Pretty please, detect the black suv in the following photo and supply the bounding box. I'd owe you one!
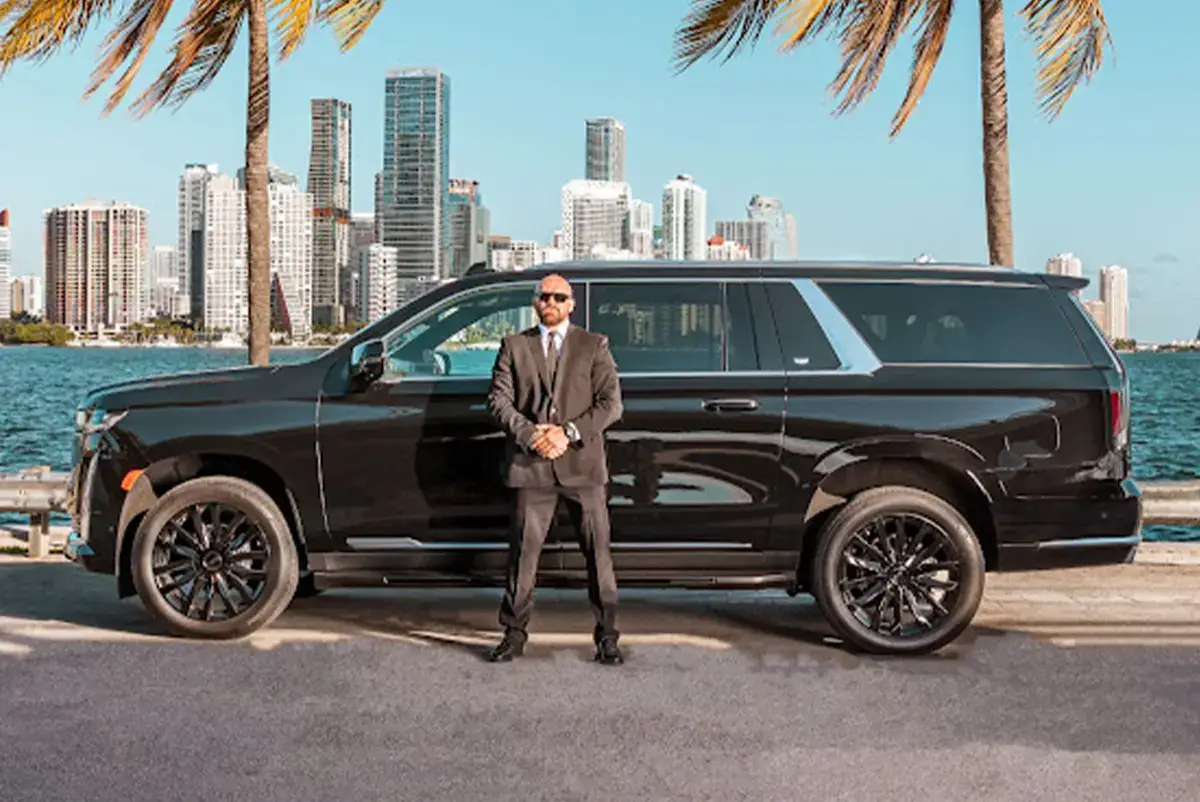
[63,261,1141,655]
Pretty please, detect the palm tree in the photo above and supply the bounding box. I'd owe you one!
[0,0,383,365]
[672,0,1112,267]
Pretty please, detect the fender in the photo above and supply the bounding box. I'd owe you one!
[803,433,1001,523]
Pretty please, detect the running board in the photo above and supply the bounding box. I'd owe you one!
[311,570,797,592]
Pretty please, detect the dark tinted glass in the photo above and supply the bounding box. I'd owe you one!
[818,281,1089,365]
[725,282,761,371]
[763,282,840,370]
[589,282,723,373]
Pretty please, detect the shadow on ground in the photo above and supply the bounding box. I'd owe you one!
[0,558,1021,665]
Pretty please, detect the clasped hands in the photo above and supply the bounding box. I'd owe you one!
[530,423,571,460]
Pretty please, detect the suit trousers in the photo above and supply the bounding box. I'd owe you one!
[498,483,619,645]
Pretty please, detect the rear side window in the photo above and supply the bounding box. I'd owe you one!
[763,282,840,370]
[817,281,1090,365]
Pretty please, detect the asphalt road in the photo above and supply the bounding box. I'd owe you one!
[1,558,1198,801]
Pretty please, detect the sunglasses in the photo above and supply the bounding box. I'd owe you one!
[535,292,572,304]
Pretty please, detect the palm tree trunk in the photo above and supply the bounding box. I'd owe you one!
[244,0,271,365]
[979,0,1014,267]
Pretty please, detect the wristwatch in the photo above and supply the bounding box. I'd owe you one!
[563,422,582,444]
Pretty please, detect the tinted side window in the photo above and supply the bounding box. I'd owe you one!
[725,282,761,371]
[589,282,723,373]
[763,282,840,370]
[818,281,1089,365]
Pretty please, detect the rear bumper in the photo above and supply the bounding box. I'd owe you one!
[993,477,1143,571]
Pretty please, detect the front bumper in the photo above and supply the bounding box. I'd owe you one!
[63,450,119,574]
[993,477,1143,571]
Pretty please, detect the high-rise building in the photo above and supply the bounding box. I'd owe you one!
[201,168,313,341]
[714,219,771,260]
[1046,252,1083,278]
[447,178,490,278]
[148,245,181,319]
[706,235,750,261]
[178,163,219,321]
[10,275,42,318]
[1082,298,1108,338]
[308,98,352,326]
[746,195,797,259]
[661,174,707,260]
[561,179,631,260]
[359,243,400,323]
[380,67,451,289]
[0,209,11,320]
[44,200,148,333]
[585,118,626,182]
[348,212,376,323]
[627,199,654,258]
[1100,264,1129,341]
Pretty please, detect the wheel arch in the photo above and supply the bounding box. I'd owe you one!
[796,444,1000,589]
[115,452,309,598]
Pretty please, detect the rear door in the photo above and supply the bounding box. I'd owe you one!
[568,276,787,565]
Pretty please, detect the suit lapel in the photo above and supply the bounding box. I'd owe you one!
[551,325,582,400]
[525,328,552,397]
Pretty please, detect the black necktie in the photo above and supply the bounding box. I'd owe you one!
[546,332,558,387]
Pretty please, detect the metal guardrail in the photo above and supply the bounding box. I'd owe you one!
[2,469,1198,558]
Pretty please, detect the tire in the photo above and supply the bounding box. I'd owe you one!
[810,486,985,656]
[130,476,300,639]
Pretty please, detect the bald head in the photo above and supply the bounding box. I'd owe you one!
[533,273,575,326]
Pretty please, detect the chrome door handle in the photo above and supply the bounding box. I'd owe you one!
[702,398,759,412]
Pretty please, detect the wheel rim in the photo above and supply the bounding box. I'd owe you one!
[150,502,272,623]
[836,513,963,639]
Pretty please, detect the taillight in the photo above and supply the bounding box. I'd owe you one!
[1109,388,1127,448]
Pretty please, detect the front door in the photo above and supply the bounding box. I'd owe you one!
[560,278,787,574]
[316,279,584,572]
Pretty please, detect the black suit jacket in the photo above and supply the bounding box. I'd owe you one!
[487,324,623,488]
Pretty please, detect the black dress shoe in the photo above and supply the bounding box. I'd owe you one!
[486,638,524,663]
[594,638,624,665]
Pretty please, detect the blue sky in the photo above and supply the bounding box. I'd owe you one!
[0,0,1195,342]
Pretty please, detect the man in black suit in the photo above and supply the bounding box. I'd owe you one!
[485,273,625,665]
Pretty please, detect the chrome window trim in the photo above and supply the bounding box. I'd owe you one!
[789,279,883,376]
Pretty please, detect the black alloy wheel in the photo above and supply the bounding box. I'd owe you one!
[811,486,985,655]
[131,476,299,639]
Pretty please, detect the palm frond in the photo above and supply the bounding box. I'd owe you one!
[318,0,383,51]
[825,0,921,118]
[671,0,785,73]
[83,0,178,114]
[126,0,248,116]
[1021,0,1111,119]
[890,0,954,135]
[0,0,117,72]
[271,0,316,59]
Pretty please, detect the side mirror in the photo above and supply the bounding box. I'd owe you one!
[349,339,385,390]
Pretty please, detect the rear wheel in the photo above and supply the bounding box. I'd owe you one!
[130,476,300,639]
[811,486,985,655]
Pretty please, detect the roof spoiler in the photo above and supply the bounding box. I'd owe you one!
[1039,274,1089,291]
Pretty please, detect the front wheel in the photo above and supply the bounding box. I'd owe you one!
[811,486,985,656]
[130,476,300,639]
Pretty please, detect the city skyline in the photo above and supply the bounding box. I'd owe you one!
[0,0,1190,341]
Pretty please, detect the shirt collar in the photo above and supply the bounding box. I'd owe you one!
[538,320,570,339]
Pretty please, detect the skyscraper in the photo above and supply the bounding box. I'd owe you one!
[178,163,219,322]
[44,200,148,333]
[0,209,11,320]
[561,179,631,260]
[1100,264,1129,341]
[747,195,795,260]
[714,219,771,260]
[1046,252,1083,278]
[308,98,352,325]
[380,67,451,287]
[627,199,654,258]
[586,118,626,182]
[661,174,707,260]
[447,178,490,278]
